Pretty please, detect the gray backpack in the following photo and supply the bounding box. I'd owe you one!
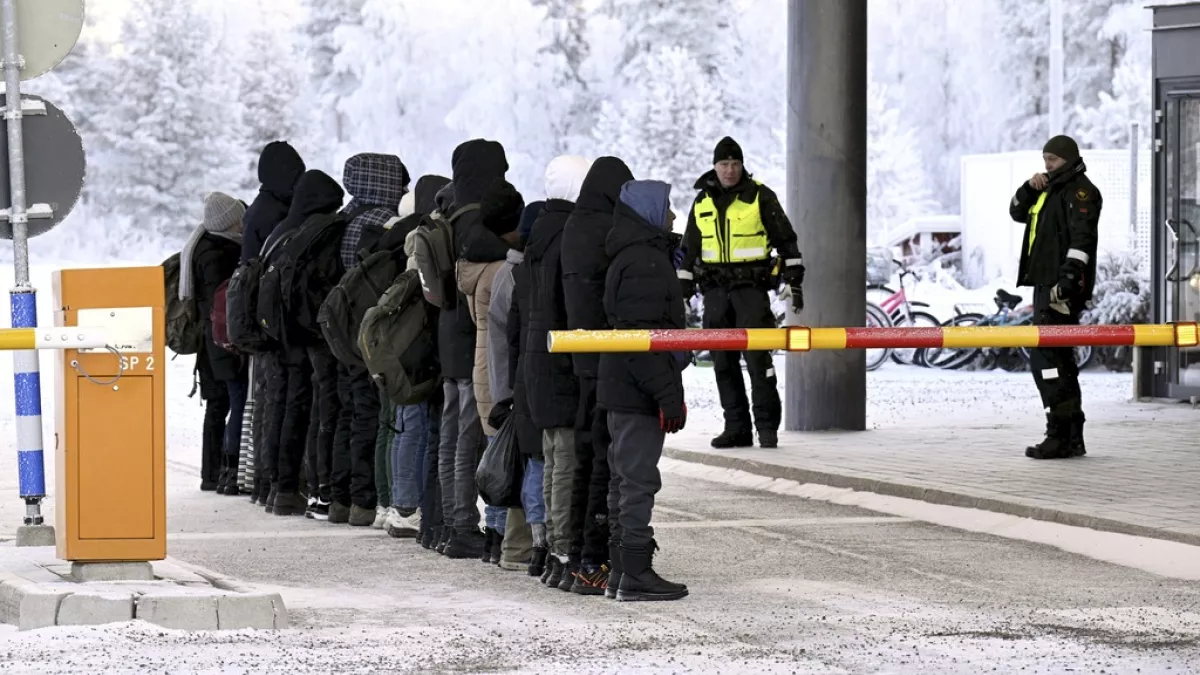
[359,269,439,405]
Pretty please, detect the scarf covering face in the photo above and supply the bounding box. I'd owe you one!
[179,192,245,301]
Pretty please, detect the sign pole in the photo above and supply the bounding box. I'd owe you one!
[3,0,48,538]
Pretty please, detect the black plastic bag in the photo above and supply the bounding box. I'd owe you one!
[476,414,524,508]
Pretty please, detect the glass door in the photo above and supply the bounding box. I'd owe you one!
[1165,95,1200,392]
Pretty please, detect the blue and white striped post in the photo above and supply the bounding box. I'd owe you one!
[3,0,48,531]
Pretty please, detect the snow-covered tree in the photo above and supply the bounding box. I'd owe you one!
[866,81,938,246]
[1082,251,1150,325]
[530,0,597,154]
[297,0,363,160]
[238,27,307,193]
[1074,2,1152,149]
[595,46,725,214]
[92,0,245,240]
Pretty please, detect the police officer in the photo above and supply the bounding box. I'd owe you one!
[678,137,804,449]
[1008,134,1101,460]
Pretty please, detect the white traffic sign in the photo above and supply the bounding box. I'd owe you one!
[0,0,84,81]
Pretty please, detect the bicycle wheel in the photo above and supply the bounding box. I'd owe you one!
[923,313,984,370]
[865,302,892,371]
[890,310,940,366]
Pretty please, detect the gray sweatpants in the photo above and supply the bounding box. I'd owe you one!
[608,411,665,549]
[542,428,577,558]
[439,378,484,532]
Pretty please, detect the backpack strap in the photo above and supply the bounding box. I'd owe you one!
[382,216,403,230]
[448,204,481,224]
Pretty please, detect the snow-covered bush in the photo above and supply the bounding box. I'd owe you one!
[866,247,893,285]
[1081,251,1150,325]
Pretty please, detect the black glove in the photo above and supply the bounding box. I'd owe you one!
[680,277,695,299]
[659,400,687,434]
[1057,258,1086,298]
[781,261,806,286]
[487,397,514,430]
[790,284,804,313]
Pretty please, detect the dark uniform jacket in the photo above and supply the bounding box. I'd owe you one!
[1009,159,1101,301]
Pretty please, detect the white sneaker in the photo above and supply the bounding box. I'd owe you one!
[386,507,421,539]
[372,505,388,529]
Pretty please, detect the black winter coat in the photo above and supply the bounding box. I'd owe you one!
[562,157,634,380]
[1009,159,1101,301]
[524,199,579,429]
[438,139,508,380]
[242,141,305,262]
[597,202,687,417]
[193,233,243,381]
[507,260,543,461]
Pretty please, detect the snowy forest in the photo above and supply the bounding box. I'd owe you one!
[12,0,1155,263]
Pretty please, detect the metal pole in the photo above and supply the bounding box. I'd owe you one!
[1130,121,1140,251]
[785,0,868,431]
[3,0,48,531]
[1048,0,1064,137]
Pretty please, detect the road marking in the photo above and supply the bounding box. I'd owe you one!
[656,516,912,529]
[169,529,386,541]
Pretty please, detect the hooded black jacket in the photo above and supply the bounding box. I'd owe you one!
[438,140,509,381]
[506,258,543,460]
[597,200,687,417]
[1009,159,1101,300]
[262,170,346,254]
[242,142,306,263]
[561,157,635,380]
[193,233,243,381]
[524,199,579,430]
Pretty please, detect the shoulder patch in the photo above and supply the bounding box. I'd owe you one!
[1076,188,1089,201]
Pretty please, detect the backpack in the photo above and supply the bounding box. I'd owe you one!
[359,270,439,406]
[319,247,403,366]
[225,259,270,353]
[255,228,303,343]
[163,252,202,356]
[411,204,479,309]
[210,278,238,354]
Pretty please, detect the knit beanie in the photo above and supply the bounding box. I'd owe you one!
[1042,135,1080,163]
[482,179,525,237]
[203,192,245,234]
[713,136,743,165]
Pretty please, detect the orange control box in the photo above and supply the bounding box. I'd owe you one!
[52,267,166,562]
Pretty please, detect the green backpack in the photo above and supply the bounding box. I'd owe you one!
[359,269,439,406]
[163,252,202,356]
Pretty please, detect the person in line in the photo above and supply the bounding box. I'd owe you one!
[180,193,247,492]
[1008,134,1101,460]
[332,153,410,527]
[241,142,306,506]
[438,139,510,559]
[677,137,805,450]
[261,169,346,516]
[601,179,689,602]
[525,154,592,589]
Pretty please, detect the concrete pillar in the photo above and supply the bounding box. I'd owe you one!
[784,0,868,431]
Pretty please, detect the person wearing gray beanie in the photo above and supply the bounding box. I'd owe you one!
[1008,133,1102,460]
[181,191,248,493]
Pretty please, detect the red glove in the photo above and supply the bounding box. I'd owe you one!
[659,402,687,434]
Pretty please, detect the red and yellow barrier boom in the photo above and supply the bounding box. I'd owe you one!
[547,323,1200,353]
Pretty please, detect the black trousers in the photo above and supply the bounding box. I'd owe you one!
[702,284,781,435]
[608,411,664,550]
[259,351,287,486]
[197,354,230,485]
[334,362,380,508]
[251,354,268,492]
[422,393,444,532]
[569,377,613,565]
[1029,286,1085,418]
[277,346,313,493]
[306,346,342,502]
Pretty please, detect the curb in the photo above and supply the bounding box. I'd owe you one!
[662,446,1200,548]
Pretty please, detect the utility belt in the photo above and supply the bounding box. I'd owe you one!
[695,259,779,292]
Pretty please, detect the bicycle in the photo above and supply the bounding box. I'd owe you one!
[875,259,940,366]
[922,290,1032,371]
[865,300,893,371]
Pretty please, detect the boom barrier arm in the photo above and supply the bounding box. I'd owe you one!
[0,327,110,351]
[547,323,1200,353]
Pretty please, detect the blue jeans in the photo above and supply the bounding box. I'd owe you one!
[522,458,546,524]
[390,403,427,512]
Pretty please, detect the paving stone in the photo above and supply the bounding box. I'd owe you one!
[136,594,219,631]
[216,593,277,630]
[57,592,135,626]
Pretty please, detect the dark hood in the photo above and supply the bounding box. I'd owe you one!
[607,180,672,258]
[434,181,456,215]
[451,139,509,205]
[258,141,306,201]
[414,175,451,216]
[288,170,345,220]
[343,153,409,208]
[574,157,634,214]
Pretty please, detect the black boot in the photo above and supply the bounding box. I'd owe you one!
[481,528,497,564]
[558,557,579,592]
[758,430,778,449]
[1025,414,1072,460]
[571,563,609,596]
[1068,413,1086,457]
[445,528,486,559]
[545,556,564,588]
[489,531,503,565]
[617,541,688,602]
[437,528,454,555]
[606,542,622,600]
[216,467,231,494]
[711,430,753,449]
[528,547,548,577]
[264,486,279,513]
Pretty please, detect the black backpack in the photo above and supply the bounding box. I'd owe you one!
[225,259,270,353]
[359,270,439,405]
[255,228,303,343]
[163,252,202,356]
[319,246,403,366]
[410,205,478,310]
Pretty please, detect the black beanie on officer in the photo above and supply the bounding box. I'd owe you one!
[713,136,743,165]
[1042,135,1080,164]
